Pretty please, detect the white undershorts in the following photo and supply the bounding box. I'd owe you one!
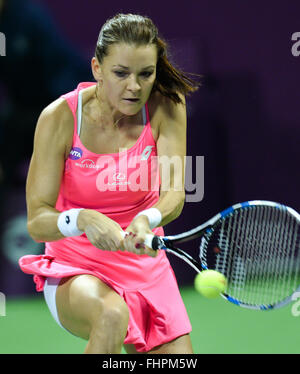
[43,277,65,330]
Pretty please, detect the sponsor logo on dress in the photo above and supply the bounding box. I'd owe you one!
[107,173,131,187]
[71,145,204,202]
[75,159,101,169]
[69,147,83,160]
[140,145,154,161]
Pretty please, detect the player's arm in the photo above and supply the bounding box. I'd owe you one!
[27,99,124,250]
[26,99,73,242]
[123,94,187,256]
[152,93,187,226]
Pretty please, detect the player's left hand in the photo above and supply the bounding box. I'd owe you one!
[121,216,158,257]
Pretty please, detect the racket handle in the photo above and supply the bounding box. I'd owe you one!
[144,233,155,249]
[145,234,164,250]
[121,232,162,250]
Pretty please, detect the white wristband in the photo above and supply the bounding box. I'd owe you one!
[57,209,84,237]
[135,208,162,229]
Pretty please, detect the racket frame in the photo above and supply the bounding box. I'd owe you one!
[147,200,300,311]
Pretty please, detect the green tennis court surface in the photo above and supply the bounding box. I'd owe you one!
[1,286,300,354]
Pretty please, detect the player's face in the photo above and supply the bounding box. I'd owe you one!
[94,43,157,116]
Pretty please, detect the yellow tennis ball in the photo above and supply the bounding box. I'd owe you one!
[194,270,227,299]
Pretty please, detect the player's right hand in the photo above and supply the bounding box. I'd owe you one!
[77,209,124,252]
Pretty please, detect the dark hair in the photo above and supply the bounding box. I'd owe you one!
[95,13,200,104]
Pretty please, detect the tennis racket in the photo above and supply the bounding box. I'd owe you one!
[144,200,300,311]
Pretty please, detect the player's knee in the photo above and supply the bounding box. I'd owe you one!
[102,299,129,333]
[88,297,129,339]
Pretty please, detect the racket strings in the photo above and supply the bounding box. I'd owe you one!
[284,213,300,292]
[249,207,298,305]
[239,207,299,305]
[201,206,300,307]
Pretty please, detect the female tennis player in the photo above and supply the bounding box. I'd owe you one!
[19,13,199,354]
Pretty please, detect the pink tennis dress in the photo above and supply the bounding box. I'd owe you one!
[19,82,192,352]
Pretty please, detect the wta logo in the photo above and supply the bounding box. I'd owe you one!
[69,147,83,160]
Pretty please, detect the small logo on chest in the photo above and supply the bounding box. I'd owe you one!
[140,145,154,161]
[107,172,131,186]
[69,147,83,160]
[75,159,101,169]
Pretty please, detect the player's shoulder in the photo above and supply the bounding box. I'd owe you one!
[39,97,73,126]
[36,97,74,140]
[149,90,186,119]
[148,91,186,136]
[34,97,74,156]
[150,90,186,106]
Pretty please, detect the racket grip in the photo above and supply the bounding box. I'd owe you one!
[121,232,161,250]
[145,234,163,250]
[144,233,155,249]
